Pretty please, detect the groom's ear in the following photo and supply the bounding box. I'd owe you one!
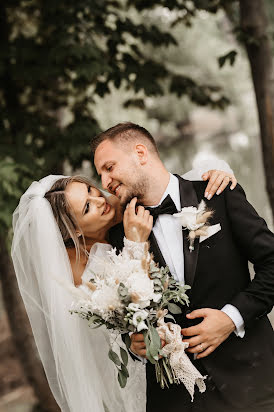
[134,144,148,165]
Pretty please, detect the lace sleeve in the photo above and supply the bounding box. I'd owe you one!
[182,158,233,181]
[122,237,148,260]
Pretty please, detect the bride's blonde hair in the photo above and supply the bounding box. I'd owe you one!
[45,175,95,260]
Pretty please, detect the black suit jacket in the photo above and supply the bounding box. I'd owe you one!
[109,176,274,408]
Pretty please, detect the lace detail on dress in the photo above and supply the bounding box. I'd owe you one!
[122,237,148,260]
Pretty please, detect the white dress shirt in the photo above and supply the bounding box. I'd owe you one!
[149,173,245,338]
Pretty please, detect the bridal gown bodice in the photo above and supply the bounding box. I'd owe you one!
[80,239,147,412]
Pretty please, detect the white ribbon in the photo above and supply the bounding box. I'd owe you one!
[157,318,207,401]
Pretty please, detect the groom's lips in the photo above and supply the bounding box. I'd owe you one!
[112,183,122,196]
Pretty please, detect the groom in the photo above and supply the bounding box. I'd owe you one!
[91,122,274,412]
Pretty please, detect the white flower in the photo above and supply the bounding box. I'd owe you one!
[90,285,122,316]
[127,303,140,312]
[132,310,149,332]
[152,293,162,303]
[173,206,204,231]
[126,272,155,308]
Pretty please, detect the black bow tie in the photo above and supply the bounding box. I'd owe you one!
[146,194,178,225]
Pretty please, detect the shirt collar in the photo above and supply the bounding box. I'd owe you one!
[156,173,181,211]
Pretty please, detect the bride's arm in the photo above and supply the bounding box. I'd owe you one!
[122,197,153,260]
[182,159,237,200]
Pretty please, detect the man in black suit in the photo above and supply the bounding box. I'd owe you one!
[91,122,274,412]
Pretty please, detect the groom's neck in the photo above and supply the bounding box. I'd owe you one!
[140,165,170,206]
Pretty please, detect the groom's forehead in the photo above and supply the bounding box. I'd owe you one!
[94,140,121,170]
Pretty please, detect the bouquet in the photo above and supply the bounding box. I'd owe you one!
[70,241,206,399]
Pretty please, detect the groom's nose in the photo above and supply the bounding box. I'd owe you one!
[101,173,112,191]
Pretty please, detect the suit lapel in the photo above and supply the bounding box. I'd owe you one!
[174,174,199,288]
[149,231,167,269]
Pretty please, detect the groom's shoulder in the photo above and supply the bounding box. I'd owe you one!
[189,179,208,201]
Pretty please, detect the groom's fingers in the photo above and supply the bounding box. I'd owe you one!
[186,308,209,319]
[196,345,214,359]
[131,332,145,342]
[182,335,201,348]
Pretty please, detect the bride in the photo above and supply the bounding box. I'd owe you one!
[11,164,235,412]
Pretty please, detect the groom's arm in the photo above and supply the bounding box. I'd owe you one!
[182,183,274,358]
[224,184,274,324]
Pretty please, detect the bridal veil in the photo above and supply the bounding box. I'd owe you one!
[11,175,146,412]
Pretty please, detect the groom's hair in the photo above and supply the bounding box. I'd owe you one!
[90,122,159,156]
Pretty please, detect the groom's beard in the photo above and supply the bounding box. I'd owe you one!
[119,174,149,207]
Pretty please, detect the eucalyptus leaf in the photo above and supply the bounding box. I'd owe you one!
[120,347,128,366]
[124,333,132,350]
[108,349,121,366]
[168,303,182,314]
[121,363,129,378]
[118,370,127,388]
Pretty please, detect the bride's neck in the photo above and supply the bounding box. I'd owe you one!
[82,236,109,253]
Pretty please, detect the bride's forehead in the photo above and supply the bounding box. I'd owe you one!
[66,181,87,193]
[65,182,88,204]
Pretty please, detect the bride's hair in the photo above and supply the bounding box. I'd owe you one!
[45,175,94,260]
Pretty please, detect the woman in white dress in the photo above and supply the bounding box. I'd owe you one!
[11,165,235,412]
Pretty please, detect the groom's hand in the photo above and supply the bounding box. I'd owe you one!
[130,333,147,358]
[130,332,166,358]
[181,308,236,359]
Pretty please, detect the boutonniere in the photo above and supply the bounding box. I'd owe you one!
[173,200,213,252]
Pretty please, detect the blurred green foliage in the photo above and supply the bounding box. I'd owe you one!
[0,0,234,233]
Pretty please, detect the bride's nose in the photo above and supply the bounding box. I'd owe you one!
[90,196,105,207]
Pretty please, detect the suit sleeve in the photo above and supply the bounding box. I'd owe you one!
[224,184,274,326]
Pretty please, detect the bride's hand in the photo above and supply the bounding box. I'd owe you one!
[202,170,237,200]
[123,197,153,242]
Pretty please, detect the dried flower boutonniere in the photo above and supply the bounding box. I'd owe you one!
[173,200,213,252]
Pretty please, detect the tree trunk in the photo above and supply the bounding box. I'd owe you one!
[0,234,59,411]
[239,0,274,223]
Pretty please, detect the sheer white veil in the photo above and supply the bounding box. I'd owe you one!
[11,175,146,412]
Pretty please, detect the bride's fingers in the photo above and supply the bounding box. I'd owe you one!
[148,215,153,230]
[136,205,145,218]
[229,175,237,190]
[206,173,225,199]
[143,209,151,223]
[216,176,231,195]
[127,197,137,214]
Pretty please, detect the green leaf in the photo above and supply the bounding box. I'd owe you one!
[108,349,121,366]
[118,370,127,388]
[168,303,182,314]
[120,347,128,366]
[144,331,156,364]
[124,333,132,350]
[121,363,129,378]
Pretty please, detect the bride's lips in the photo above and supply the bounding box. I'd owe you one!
[102,202,111,215]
